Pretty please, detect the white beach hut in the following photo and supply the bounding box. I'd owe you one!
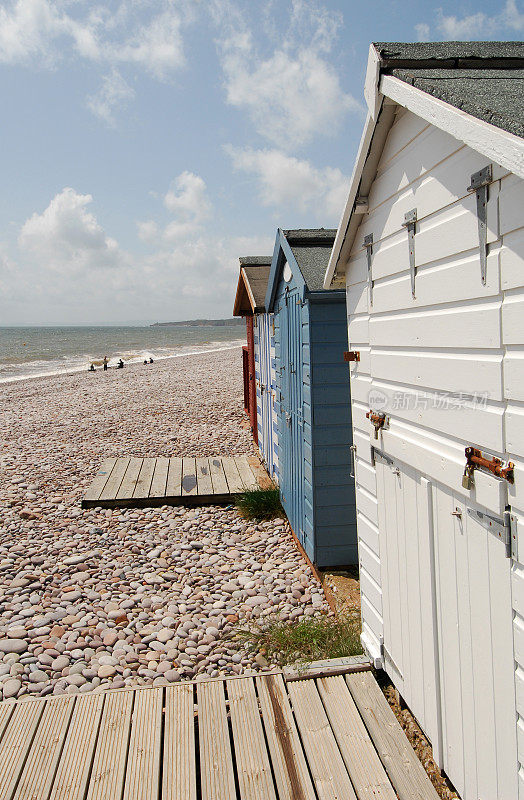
[323,42,524,800]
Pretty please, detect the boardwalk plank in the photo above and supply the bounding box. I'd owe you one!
[256,675,316,800]
[166,458,183,497]
[50,693,105,800]
[86,690,134,800]
[0,699,45,800]
[83,457,117,502]
[346,671,440,800]
[99,457,130,501]
[13,697,74,800]
[122,687,163,800]
[196,458,214,496]
[318,675,397,800]
[208,458,229,494]
[181,458,198,496]
[163,684,196,800]
[227,678,277,800]
[234,456,259,489]
[149,457,169,498]
[221,457,245,493]
[133,458,156,500]
[197,680,236,800]
[0,701,15,744]
[116,457,144,500]
[287,679,357,800]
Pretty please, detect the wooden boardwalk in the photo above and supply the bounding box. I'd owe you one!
[0,669,440,800]
[82,455,271,509]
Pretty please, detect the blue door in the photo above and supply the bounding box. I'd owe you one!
[280,289,305,546]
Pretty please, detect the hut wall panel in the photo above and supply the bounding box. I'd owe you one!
[344,107,522,798]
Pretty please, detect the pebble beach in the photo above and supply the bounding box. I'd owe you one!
[0,347,329,700]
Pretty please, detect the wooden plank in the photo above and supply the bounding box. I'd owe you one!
[317,675,397,800]
[195,458,214,496]
[163,684,196,800]
[84,457,117,502]
[86,689,134,800]
[181,457,198,496]
[149,456,170,498]
[166,458,183,497]
[0,701,15,744]
[13,697,74,800]
[116,457,143,500]
[247,456,273,489]
[197,680,236,800]
[234,456,259,490]
[227,678,277,800]
[99,457,130,501]
[122,687,163,800]
[346,671,440,800]
[132,458,156,499]
[287,679,357,800]
[221,456,245,493]
[0,699,45,800]
[208,457,229,495]
[50,693,105,800]
[256,675,316,800]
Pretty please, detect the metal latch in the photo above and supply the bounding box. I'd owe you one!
[366,410,387,439]
[349,444,356,478]
[467,507,517,559]
[402,208,417,298]
[465,446,514,484]
[467,164,492,285]
[364,233,374,305]
[344,351,360,362]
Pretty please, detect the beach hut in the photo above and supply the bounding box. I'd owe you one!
[266,228,357,567]
[233,257,279,479]
[323,41,524,800]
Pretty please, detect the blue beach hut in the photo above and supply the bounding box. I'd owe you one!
[265,229,357,567]
[233,257,279,481]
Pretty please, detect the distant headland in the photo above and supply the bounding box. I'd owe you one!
[150,318,243,328]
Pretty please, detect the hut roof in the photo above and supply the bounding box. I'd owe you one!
[233,257,272,316]
[283,229,337,292]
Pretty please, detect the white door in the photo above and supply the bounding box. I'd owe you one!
[376,453,517,800]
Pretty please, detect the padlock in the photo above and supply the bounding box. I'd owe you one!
[462,466,474,490]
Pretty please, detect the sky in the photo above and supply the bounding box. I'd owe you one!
[0,0,522,325]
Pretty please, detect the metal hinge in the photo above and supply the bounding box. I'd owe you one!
[467,164,492,285]
[372,447,394,466]
[364,233,374,305]
[349,444,356,478]
[467,507,517,558]
[402,208,417,298]
[344,350,360,362]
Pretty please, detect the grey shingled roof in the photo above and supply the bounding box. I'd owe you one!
[374,41,524,138]
[242,264,271,310]
[283,229,336,292]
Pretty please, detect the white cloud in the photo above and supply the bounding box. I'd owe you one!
[418,0,524,40]
[86,69,134,125]
[19,187,123,273]
[138,172,213,245]
[213,0,361,150]
[226,145,348,222]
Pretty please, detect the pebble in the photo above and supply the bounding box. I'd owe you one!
[0,349,330,698]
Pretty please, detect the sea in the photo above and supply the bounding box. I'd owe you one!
[0,325,245,384]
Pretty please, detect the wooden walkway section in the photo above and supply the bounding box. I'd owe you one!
[0,669,440,800]
[82,455,271,509]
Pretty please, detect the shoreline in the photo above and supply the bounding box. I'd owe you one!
[0,340,244,386]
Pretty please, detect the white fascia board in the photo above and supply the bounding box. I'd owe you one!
[381,74,524,180]
[323,111,377,289]
[364,43,382,119]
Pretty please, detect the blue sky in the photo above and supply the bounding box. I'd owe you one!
[0,0,522,325]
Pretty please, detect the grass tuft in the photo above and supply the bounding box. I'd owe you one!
[235,487,284,521]
[232,612,362,667]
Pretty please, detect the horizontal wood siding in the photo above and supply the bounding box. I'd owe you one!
[344,106,521,798]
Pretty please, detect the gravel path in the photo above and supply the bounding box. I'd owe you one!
[0,348,329,699]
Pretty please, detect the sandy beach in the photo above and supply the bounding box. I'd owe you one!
[0,347,329,700]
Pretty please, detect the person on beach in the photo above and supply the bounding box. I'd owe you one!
[103,356,108,371]
[143,359,148,365]
[117,359,124,369]
[149,357,154,363]
[88,364,95,372]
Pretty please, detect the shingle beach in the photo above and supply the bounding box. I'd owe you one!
[0,347,329,699]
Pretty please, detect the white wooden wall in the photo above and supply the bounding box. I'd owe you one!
[344,106,524,799]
